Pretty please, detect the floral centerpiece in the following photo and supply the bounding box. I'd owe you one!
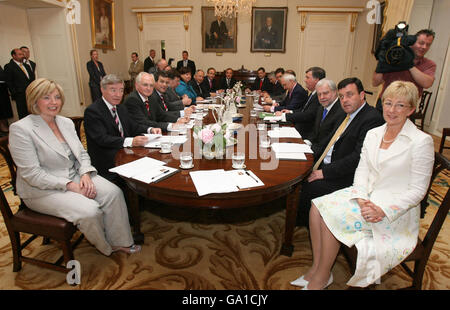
[221,81,243,123]
[193,123,236,159]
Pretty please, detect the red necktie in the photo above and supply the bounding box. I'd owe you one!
[209,79,212,88]
[111,107,124,137]
[259,79,263,90]
[145,100,150,115]
[160,95,168,111]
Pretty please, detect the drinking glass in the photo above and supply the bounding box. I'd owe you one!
[232,152,245,169]
[160,141,172,153]
[180,152,193,168]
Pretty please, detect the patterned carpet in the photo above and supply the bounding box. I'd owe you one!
[0,131,449,290]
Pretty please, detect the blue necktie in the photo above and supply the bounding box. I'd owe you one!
[321,108,328,122]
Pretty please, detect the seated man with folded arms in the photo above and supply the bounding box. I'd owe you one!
[190,69,210,98]
[275,67,325,139]
[263,73,308,112]
[125,72,189,133]
[166,69,192,110]
[84,74,162,183]
[296,77,384,227]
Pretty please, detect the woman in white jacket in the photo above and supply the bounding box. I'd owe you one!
[291,81,434,289]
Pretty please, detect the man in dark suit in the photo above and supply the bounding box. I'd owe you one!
[246,67,272,93]
[209,16,230,48]
[176,51,196,76]
[86,49,106,103]
[219,68,237,91]
[308,79,346,147]
[0,65,13,133]
[4,48,35,119]
[201,67,218,96]
[277,67,326,139]
[296,77,384,227]
[125,72,188,133]
[144,49,156,73]
[255,16,278,49]
[190,69,210,98]
[263,68,285,103]
[84,74,161,183]
[20,46,36,75]
[264,73,308,112]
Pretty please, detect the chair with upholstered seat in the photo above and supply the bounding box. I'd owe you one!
[342,152,450,290]
[410,91,432,131]
[0,136,84,273]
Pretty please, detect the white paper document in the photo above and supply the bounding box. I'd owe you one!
[271,143,313,154]
[226,170,264,189]
[132,166,179,184]
[109,157,166,178]
[190,169,239,196]
[144,135,188,148]
[263,116,283,122]
[267,127,302,139]
[274,152,307,160]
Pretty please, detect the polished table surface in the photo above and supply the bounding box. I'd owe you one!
[115,96,313,256]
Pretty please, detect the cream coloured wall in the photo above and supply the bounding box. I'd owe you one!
[121,0,378,104]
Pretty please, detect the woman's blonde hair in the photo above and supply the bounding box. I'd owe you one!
[26,78,65,115]
[382,80,419,109]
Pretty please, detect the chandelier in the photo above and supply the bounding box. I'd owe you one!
[207,0,256,18]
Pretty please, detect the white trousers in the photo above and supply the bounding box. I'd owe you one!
[23,174,133,256]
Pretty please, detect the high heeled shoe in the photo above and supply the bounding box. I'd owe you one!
[290,275,309,287]
[301,273,333,290]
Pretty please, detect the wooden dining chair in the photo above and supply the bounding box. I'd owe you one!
[439,127,449,155]
[342,152,450,290]
[410,91,432,131]
[0,136,84,273]
[69,116,84,140]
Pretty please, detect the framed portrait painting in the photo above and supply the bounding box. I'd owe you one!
[90,0,115,50]
[202,7,237,53]
[251,7,288,53]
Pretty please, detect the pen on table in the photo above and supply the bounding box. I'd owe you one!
[245,170,259,183]
[151,169,170,180]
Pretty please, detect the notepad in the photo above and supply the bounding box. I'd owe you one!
[132,166,179,184]
[274,152,307,161]
[189,169,239,196]
[263,116,283,122]
[268,127,302,139]
[226,170,264,189]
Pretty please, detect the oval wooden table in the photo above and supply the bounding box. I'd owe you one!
[115,96,313,256]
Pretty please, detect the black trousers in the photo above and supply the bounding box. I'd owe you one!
[15,93,29,119]
[89,84,102,102]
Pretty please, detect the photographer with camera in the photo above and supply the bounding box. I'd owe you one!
[372,27,436,114]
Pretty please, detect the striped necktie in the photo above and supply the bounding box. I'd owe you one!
[111,106,124,137]
[312,114,350,171]
[160,94,168,111]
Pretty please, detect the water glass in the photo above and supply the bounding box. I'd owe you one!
[180,152,193,169]
[232,152,245,169]
[250,110,257,117]
[260,137,271,148]
[257,123,266,131]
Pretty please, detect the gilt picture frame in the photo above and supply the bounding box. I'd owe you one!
[90,0,115,50]
[202,7,238,53]
[251,7,288,53]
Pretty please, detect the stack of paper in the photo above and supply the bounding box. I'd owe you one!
[263,115,284,122]
[270,142,313,161]
[267,127,302,139]
[144,135,188,148]
[253,103,264,111]
[190,169,239,196]
[189,169,264,196]
[109,157,179,183]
